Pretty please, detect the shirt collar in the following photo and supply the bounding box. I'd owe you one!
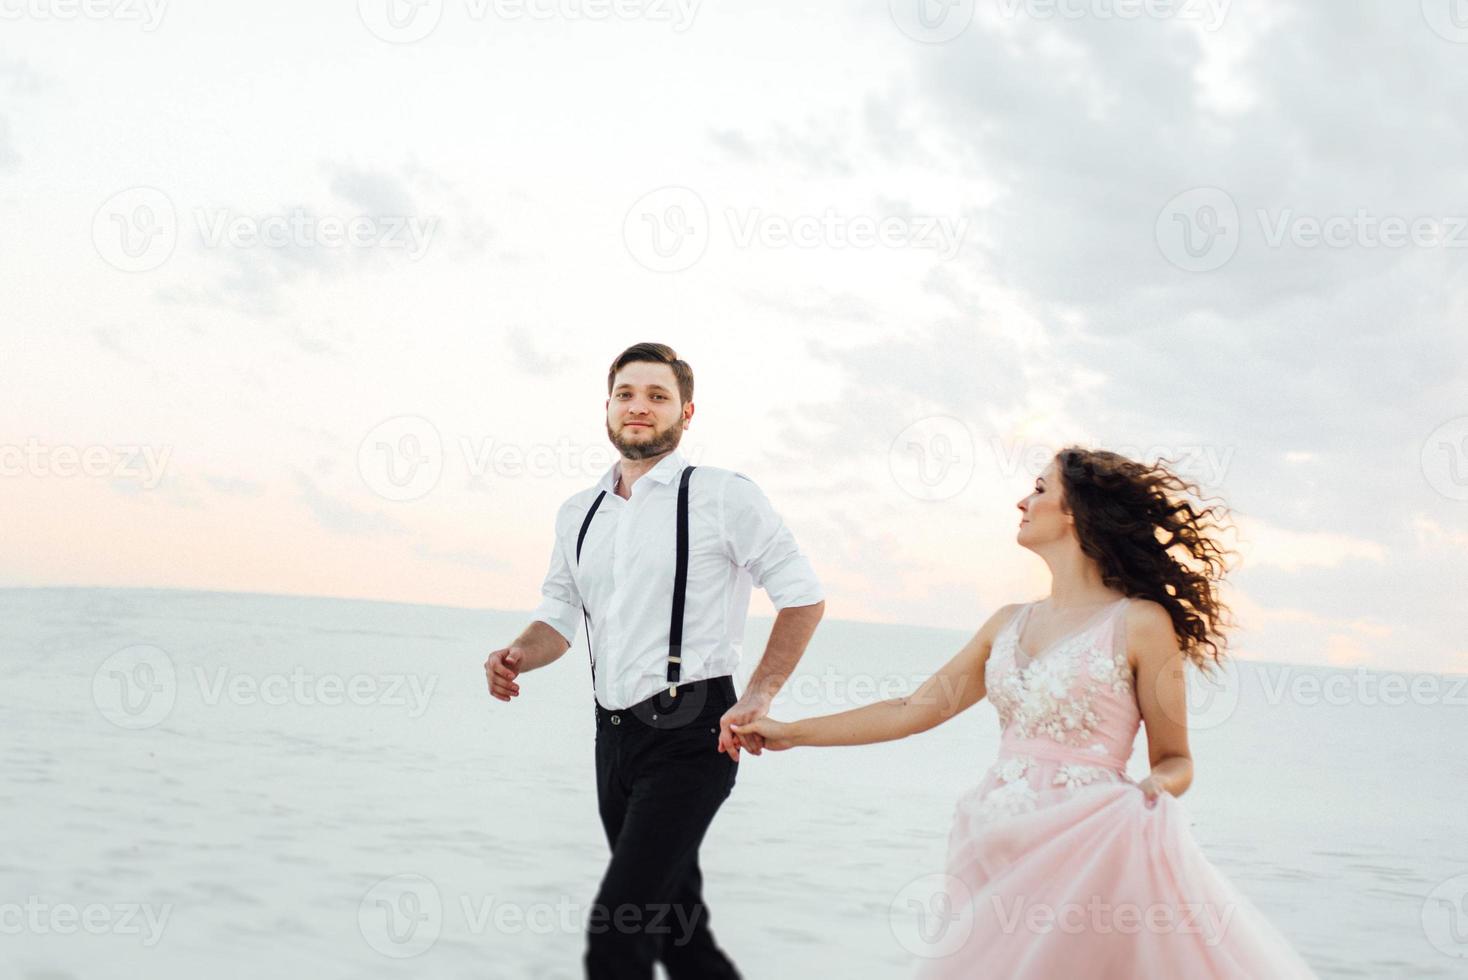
[597,448,688,494]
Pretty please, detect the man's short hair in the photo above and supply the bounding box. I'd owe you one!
[607,343,694,405]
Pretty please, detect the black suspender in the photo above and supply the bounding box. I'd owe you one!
[575,490,607,692]
[573,466,697,701]
[666,465,695,697]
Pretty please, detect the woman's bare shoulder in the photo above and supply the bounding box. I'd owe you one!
[1123,597,1174,635]
[976,602,1027,642]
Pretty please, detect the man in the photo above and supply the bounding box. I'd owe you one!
[484,342,825,979]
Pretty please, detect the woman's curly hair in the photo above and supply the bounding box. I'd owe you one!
[1054,446,1236,675]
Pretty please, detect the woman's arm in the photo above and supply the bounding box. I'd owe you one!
[734,604,1018,750]
[1130,599,1195,801]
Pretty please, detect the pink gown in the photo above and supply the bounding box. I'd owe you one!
[912,597,1318,978]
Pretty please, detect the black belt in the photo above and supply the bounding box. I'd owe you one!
[595,674,736,731]
[576,465,699,700]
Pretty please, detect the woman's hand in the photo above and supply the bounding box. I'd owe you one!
[729,717,797,753]
[1137,774,1172,808]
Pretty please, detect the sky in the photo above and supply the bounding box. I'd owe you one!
[2,0,1466,674]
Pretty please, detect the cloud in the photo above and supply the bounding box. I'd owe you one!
[1231,516,1387,572]
[710,3,1468,667]
[286,320,354,358]
[411,542,508,573]
[91,326,145,363]
[328,163,416,216]
[1409,515,1468,551]
[156,161,462,317]
[0,57,46,173]
[0,116,17,174]
[505,328,570,376]
[294,471,407,536]
[709,114,860,178]
[203,473,266,497]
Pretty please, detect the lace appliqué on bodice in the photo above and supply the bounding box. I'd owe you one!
[974,755,1040,821]
[986,601,1134,748]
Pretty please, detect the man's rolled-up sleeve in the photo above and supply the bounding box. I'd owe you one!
[530,502,583,644]
[720,473,825,610]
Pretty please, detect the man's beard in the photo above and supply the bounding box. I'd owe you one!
[607,417,683,460]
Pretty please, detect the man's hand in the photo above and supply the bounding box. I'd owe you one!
[717,691,772,760]
[485,646,523,701]
[729,717,796,752]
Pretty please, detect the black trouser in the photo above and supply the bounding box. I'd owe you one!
[585,676,742,980]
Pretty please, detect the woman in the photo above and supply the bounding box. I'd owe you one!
[732,447,1317,978]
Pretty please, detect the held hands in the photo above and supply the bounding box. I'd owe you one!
[485,646,524,701]
[728,716,796,754]
[717,691,775,761]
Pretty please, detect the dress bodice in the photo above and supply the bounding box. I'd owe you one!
[972,597,1140,819]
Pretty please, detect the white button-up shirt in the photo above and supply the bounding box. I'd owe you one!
[531,448,824,710]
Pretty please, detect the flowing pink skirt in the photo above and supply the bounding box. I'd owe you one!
[911,778,1318,978]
